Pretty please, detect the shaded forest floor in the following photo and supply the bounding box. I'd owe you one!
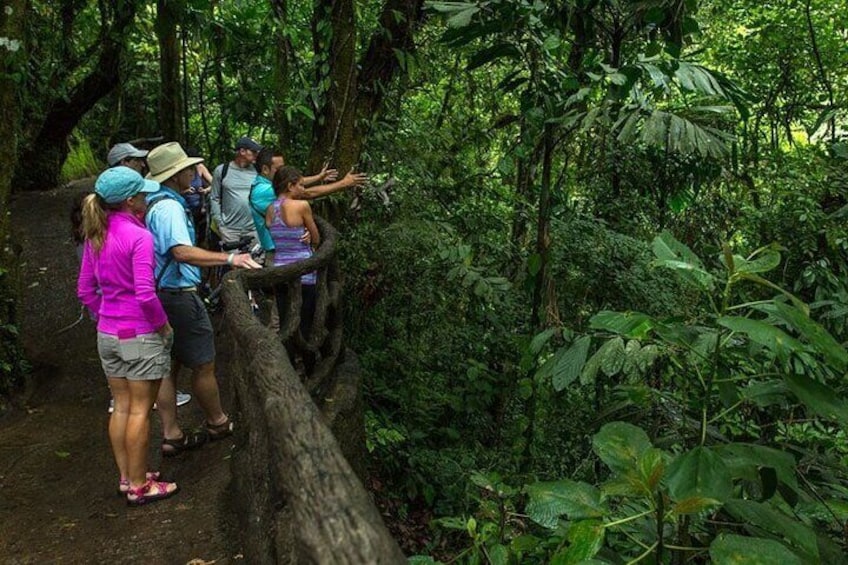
[0,180,243,564]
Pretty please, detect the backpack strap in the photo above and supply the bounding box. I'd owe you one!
[220,161,231,218]
[147,194,180,290]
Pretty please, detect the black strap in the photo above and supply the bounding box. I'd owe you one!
[248,181,267,217]
[219,161,231,218]
[147,194,184,290]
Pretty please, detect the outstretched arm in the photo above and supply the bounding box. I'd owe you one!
[303,163,339,187]
[297,169,368,200]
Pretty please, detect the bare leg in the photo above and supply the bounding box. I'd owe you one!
[156,360,182,441]
[107,377,130,479]
[125,378,161,488]
[190,361,227,426]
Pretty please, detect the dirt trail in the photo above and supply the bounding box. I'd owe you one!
[0,181,242,564]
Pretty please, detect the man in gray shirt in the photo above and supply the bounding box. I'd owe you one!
[210,136,262,245]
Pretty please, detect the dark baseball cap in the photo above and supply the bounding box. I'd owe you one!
[234,136,262,152]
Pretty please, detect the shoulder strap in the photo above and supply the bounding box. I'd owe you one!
[220,162,231,218]
[147,195,178,290]
[249,181,268,217]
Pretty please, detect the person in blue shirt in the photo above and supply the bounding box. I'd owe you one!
[145,142,261,456]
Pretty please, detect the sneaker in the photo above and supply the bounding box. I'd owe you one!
[153,391,192,411]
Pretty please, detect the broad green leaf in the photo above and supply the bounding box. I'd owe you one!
[736,272,808,313]
[486,544,509,565]
[427,1,479,27]
[466,43,521,71]
[724,500,818,561]
[741,380,788,408]
[599,337,625,377]
[581,348,602,385]
[652,259,715,291]
[689,330,718,362]
[715,443,798,492]
[602,446,666,498]
[761,302,848,371]
[784,373,848,426]
[634,344,660,373]
[653,321,701,348]
[638,447,666,491]
[589,311,654,338]
[553,336,592,391]
[525,480,606,528]
[592,422,652,474]
[665,446,732,502]
[718,316,806,360]
[734,249,781,275]
[551,520,604,564]
[709,534,802,564]
[528,328,557,357]
[510,535,540,553]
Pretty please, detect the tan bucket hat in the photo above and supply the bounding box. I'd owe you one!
[146,142,204,183]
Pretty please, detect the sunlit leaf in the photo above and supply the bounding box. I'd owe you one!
[525,480,606,528]
[592,422,652,474]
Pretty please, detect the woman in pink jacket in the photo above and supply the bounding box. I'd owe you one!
[77,166,179,506]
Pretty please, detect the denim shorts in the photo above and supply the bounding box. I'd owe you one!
[97,332,171,381]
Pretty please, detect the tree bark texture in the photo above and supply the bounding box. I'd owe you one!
[13,0,138,191]
[157,0,184,144]
[306,0,425,174]
[308,0,358,173]
[222,217,405,564]
[269,0,293,156]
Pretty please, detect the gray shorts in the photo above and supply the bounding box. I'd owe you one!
[97,332,171,380]
[157,290,215,368]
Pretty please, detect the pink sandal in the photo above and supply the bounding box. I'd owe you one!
[118,471,161,495]
[126,478,179,506]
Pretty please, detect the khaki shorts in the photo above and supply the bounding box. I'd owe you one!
[97,332,172,381]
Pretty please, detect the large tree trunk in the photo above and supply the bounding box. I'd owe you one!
[344,0,425,168]
[157,0,184,143]
[308,0,358,173]
[13,0,138,191]
[306,0,425,173]
[269,0,293,157]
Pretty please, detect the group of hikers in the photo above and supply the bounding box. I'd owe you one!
[75,137,367,505]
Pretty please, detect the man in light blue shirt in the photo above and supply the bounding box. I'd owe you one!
[145,142,260,456]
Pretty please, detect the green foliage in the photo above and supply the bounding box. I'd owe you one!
[59,135,100,183]
[426,233,848,562]
[0,259,28,407]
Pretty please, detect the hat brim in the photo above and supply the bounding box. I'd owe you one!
[107,149,149,167]
[146,157,204,184]
[140,179,160,193]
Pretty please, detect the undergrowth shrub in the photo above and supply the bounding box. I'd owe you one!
[60,135,100,183]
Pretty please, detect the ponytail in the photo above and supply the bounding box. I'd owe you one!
[80,193,109,252]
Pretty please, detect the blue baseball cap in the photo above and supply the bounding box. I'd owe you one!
[95,166,160,204]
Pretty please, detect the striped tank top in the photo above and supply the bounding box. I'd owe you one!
[268,198,316,285]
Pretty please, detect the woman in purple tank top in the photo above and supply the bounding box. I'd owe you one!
[266,166,320,337]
